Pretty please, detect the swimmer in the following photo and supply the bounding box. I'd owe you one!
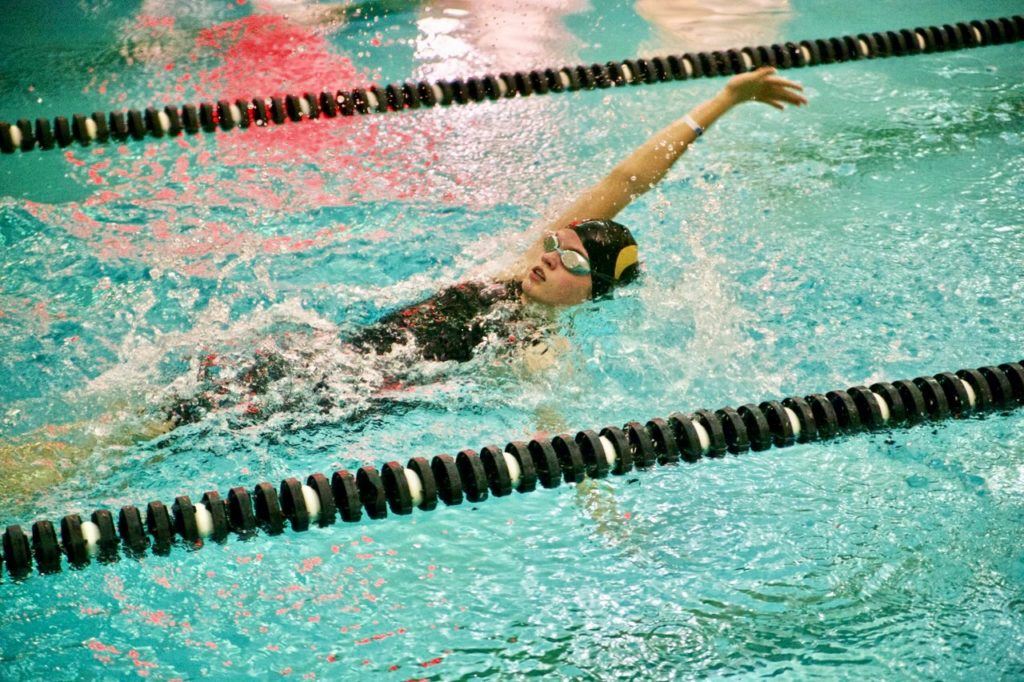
[167,66,807,423]
[2,67,807,496]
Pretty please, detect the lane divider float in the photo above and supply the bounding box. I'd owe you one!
[0,16,1021,154]
[2,361,1023,582]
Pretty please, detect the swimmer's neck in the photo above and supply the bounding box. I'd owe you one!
[518,290,566,318]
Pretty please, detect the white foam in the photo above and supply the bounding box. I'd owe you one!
[83,296,344,405]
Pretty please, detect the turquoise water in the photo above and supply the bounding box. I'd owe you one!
[1,0,1023,678]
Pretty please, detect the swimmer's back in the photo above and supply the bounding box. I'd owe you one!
[348,280,525,362]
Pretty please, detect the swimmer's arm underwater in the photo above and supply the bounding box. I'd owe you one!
[523,67,807,257]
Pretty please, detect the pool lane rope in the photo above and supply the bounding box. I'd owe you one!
[1,16,1022,154]
[2,361,1023,582]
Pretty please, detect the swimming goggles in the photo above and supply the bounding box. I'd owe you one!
[543,233,591,276]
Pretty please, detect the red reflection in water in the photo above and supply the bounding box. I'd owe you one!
[37,12,466,268]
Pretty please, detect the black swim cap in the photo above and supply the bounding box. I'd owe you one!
[571,219,640,298]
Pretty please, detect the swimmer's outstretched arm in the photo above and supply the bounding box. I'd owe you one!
[543,66,808,231]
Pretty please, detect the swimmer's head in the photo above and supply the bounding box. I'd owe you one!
[521,219,639,306]
[572,219,640,299]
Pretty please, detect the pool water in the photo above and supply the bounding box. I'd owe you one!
[1,0,1022,678]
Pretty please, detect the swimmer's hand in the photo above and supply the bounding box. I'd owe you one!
[521,335,572,374]
[723,67,808,110]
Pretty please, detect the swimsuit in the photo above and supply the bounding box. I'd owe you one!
[166,280,531,425]
[347,280,525,362]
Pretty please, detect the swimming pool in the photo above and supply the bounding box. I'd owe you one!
[1,0,1022,677]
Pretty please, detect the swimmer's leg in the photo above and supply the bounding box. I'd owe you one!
[0,413,176,500]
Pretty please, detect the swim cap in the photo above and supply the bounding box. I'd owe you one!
[571,219,640,298]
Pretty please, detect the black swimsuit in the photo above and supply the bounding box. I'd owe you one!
[348,280,525,362]
[166,280,528,425]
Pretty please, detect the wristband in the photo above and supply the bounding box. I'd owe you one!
[683,114,704,138]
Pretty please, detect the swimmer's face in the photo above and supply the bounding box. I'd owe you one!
[521,228,593,306]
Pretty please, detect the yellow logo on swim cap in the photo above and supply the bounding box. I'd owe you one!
[613,245,639,280]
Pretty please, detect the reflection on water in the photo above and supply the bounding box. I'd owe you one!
[637,0,790,50]
[413,0,587,78]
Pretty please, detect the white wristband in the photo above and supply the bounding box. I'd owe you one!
[683,114,704,138]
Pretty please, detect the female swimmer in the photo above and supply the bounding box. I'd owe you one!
[2,67,806,495]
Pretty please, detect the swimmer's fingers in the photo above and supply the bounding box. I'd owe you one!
[752,85,808,109]
[764,75,804,92]
[765,80,808,103]
[725,67,807,107]
[755,98,786,111]
[760,78,808,106]
[766,90,809,107]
